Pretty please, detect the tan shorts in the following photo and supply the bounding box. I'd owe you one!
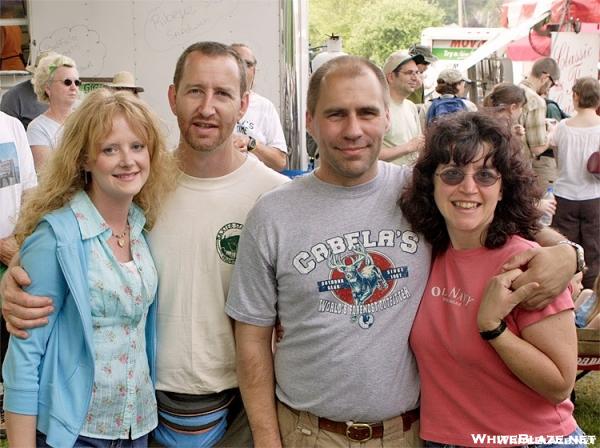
[277,401,422,448]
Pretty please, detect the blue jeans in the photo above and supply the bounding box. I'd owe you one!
[36,430,149,447]
[424,426,587,448]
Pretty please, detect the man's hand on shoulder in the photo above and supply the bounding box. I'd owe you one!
[1,265,53,338]
[502,244,575,310]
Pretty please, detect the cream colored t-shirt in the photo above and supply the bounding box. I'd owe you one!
[149,156,289,394]
[384,98,422,166]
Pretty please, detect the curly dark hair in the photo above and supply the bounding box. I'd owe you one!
[399,111,542,255]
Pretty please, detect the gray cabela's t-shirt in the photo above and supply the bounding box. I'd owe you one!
[225,161,431,422]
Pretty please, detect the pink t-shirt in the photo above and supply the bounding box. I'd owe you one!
[410,235,576,447]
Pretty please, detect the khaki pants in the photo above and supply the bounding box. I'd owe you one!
[277,401,422,448]
[532,155,557,191]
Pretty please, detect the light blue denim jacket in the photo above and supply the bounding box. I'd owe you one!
[2,203,157,448]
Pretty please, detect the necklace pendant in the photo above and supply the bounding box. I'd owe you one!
[117,239,125,248]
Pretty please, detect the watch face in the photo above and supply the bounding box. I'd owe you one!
[248,137,257,151]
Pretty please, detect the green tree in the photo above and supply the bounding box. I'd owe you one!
[309,0,367,48]
[347,0,444,65]
[309,0,444,65]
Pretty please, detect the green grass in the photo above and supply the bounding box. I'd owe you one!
[574,372,600,447]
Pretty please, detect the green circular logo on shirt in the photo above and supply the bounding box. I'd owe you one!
[216,222,243,264]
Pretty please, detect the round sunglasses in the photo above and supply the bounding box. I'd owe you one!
[435,168,501,187]
[53,78,82,87]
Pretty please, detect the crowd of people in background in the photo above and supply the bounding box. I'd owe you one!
[0,37,598,448]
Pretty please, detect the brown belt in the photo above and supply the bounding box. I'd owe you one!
[280,401,419,442]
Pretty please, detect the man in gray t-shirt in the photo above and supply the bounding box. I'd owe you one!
[225,56,428,447]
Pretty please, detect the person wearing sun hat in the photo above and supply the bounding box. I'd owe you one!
[104,71,144,95]
[379,50,425,166]
[0,51,57,129]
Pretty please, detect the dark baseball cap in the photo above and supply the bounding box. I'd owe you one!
[409,44,437,64]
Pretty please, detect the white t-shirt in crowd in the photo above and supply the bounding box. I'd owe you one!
[0,111,37,238]
[551,120,600,201]
[26,113,62,149]
[236,91,287,153]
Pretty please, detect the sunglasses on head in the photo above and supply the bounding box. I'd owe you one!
[435,167,501,187]
[55,78,81,87]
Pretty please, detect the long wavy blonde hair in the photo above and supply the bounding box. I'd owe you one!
[15,88,178,244]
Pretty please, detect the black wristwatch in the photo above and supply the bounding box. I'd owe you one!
[480,320,507,341]
[247,137,257,152]
[558,240,586,274]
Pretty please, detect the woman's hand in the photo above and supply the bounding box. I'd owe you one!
[477,269,539,331]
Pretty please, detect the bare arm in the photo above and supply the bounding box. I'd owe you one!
[6,412,36,447]
[232,134,287,171]
[530,144,549,157]
[0,235,18,266]
[251,142,287,171]
[502,227,576,309]
[30,145,51,172]
[235,321,282,448]
[478,270,576,403]
[378,135,423,162]
[1,261,53,339]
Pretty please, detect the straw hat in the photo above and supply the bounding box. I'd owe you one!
[104,71,144,93]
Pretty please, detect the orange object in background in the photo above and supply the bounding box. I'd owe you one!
[0,25,25,70]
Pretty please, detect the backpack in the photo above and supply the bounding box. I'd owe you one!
[545,98,569,120]
[426,97,467,125]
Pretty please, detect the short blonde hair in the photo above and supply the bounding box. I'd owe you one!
[32,53,77,103]
[16,89,178,244]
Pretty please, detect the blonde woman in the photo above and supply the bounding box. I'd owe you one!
[3,89,177,447]
[27,53,80,171]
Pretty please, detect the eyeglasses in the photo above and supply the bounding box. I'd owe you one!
[544,72,556,88]
[435,167,501,187]
[397,70,420,77]
[53,78,81,87]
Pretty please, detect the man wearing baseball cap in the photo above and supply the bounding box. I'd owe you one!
[379,50,425,166]
[0,51,55,129]
[407,44,437,106]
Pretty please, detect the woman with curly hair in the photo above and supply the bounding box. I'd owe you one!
[27,53,79,171]
[400,112,583,447]
[3,88,177,447]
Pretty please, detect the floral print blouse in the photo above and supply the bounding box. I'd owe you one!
[70,191,158,440]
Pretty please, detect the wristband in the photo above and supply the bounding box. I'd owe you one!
[479,320,507,341]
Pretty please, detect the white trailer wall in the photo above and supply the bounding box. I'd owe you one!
[27,0,307,166]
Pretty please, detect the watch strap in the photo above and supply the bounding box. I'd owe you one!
[247,137,257,152]
[558,240,586,274]
[479,320,507,341]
